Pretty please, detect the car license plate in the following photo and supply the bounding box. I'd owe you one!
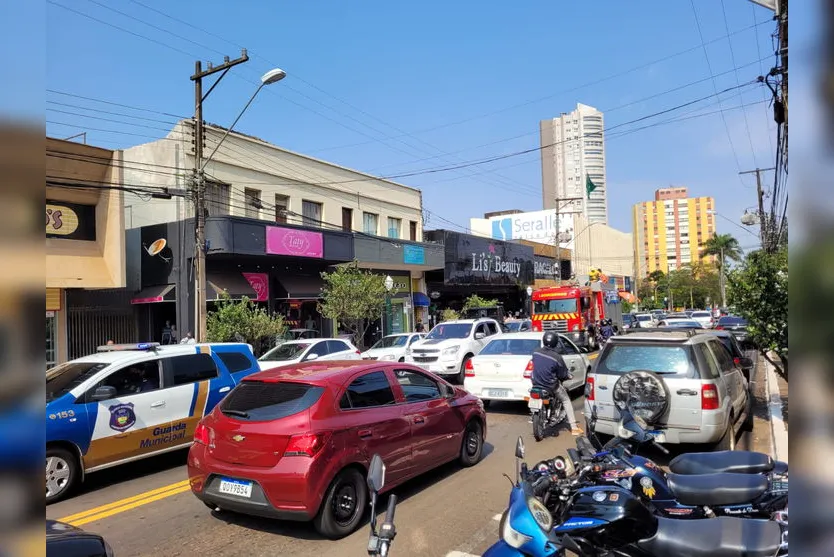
[487,389,510,398]
[528,398,543,410]
[218,478,253,498]
[648,431,666,443]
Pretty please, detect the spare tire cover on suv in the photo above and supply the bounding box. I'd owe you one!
[612,370,670,425]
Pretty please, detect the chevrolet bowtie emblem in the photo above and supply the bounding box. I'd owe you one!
[232,434,245,442]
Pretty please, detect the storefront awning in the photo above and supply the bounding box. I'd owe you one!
[207,272,257,301]
[131,284,176,305]
[275,275,324,300]
[413,292,430,307]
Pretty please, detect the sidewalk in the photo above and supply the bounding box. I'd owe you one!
[765,351,789,462]
[747,351,788,461]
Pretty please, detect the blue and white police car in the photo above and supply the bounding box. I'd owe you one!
[46,342,260,503]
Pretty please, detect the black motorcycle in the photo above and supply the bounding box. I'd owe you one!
[529,386,567,442]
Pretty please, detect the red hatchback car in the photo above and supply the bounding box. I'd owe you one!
[187,360,486,538]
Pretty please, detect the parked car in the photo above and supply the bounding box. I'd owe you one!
[188,361,486,539]
[585,328,752,451]
[361,333,425,362]
[690,310,714,329]
[463,332,590,406]
[714,316,752,347]
[657,318,702,328]
[702,328,755,382]
[621,314,637,329]
[46,342,260,503]
[665,312,691,319]
[258,338,361,371]
[633,313,656,328]
[504,319,533,333]
[406,318,502,383]
[47,520,114,557]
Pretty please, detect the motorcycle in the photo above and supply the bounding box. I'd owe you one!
[529,407,788,521]
[366,454,397,556]
[484,437,788,557]
[528,386,567,442]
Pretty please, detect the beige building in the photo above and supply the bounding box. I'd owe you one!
[122,121,423,242]
[632,187,716,279]
[570,214,633,283]
[46,138,126,366]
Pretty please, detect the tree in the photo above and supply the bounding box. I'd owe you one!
[727,248,787,380]
[206,294,286,356]
[440,308,460,322]
[318,262,390,349]
[701,233,743,308]
[462,294,499,311]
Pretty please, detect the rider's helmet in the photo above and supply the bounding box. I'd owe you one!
[542,331,559,349]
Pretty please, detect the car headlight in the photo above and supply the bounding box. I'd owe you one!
[380,354,396,361]
[526,496,553,531]
[500,510,532,549]
[442,346,460,357]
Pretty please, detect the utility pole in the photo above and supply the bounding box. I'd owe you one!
[553,197,583,286]
[191,51,249,341]
[739,167,776,251]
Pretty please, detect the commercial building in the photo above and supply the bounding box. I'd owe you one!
[46,138,127,365]
[632,187,716,278]
[123,122,442,343]
[540,103,608,224]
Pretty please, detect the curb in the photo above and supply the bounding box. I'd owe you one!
[764,353,788,462]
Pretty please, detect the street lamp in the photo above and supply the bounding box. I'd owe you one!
[384,276,394,336]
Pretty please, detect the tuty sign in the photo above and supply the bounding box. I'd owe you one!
[46,200,97,241]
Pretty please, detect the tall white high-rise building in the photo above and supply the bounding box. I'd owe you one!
[539,103,608,225]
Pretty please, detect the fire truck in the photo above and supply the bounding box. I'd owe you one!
[531,284,622,351]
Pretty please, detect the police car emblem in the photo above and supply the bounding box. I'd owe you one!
[109,402,136,432]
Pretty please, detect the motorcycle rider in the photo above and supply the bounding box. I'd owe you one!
[600,319,615,342]
[531,331,583,436]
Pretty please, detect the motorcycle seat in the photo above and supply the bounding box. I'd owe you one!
[669,450,773,475]
[637,516,782,557]
[666,473,768,506]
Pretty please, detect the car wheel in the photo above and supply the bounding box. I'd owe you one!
[313,467,368,540]
[712,418,736,451]
[459,420,484,467]
[46,447,79,504]
[458,356,471,385]
[742,398,754,432]
[481,399,492,409]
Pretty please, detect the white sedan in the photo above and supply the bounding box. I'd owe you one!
[463,332,590,406]
[361,333,426,362]
[257,338,361,371]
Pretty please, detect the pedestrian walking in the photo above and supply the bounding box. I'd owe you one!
[415,320,425,333]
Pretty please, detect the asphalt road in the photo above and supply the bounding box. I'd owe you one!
[46,351,760,557]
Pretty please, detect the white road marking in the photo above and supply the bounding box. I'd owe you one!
[446,553,481,557]
[492,513,502,521]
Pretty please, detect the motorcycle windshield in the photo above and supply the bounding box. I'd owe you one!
[499,484,560,554]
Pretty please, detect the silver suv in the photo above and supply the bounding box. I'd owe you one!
[585,329,752,450]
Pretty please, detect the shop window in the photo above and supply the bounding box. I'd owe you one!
[363,212,379,235]
[274,194,289,224]
[302,200,322,228]
[342,207,353,231]
[46,314,57,370]
[409,220,418,241]
[244,188,261,218]
[387,217,401,239]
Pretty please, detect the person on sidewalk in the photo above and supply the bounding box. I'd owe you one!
[531,332,583,435]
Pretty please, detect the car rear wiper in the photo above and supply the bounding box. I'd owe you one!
[222,409,250,418]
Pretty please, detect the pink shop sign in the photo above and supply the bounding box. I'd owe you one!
[266,226,323,258]
[242,272,269,302]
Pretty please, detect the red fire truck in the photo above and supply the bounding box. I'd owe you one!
[531,285,613,351]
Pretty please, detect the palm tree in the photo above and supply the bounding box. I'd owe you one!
[700,233,742,308]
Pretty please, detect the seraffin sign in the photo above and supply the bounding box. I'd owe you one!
[489,210,574,246]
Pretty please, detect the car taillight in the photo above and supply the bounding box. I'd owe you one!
[464,359,475,378]
[585,376,595,401]
[701,384,719,410]
[714,325,724,330]
[285,432,331,457]
[523,360,533,379]
[733,357,741,365]
[355,350,361,355]
[194,423,210,445]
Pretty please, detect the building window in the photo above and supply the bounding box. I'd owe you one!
[342,207,353,232]
[409,220,418,241]
[274,194,289,223]
[387,217,401,239]
[46,313,57,370]
[302,200,322,228]
[205,180,230,216]
[244,188,261,219]
[363,212,378,235]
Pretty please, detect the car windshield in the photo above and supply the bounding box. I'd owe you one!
[371,335,409,349]
[46,361,108,402]
[598,344,696,378]
[718,316,747,326]
[479,338,541,356]
[505,321,528,332]
[691,311,711,318]
[425,323,472,340]
[259,343,310,362]
[663,320,701,328]
[623,315,635,323]
[636,315,653,322]
[534,299,578,313]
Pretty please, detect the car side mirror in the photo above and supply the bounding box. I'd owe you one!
[367,454,386,493]
[443,384,455,399]
[305,353,319,362]
[474,332,485,340]
[90,385,117,402]
[738,357,753,368]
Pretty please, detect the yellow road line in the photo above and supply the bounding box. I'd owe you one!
[58,479,191,525]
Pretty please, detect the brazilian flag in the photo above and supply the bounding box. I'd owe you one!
[586,175,597,199]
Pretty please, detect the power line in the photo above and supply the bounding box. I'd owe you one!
[46,89,188,119]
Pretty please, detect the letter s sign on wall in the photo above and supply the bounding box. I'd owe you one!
[46,200,97,241]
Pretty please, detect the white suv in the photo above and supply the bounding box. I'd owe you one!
[406,318,501,383]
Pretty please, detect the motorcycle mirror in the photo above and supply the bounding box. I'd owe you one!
[367,454,386,493]
[515,436,525,459]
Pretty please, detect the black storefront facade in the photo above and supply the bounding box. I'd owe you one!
[127,216,354,343]
[423,230,535,318]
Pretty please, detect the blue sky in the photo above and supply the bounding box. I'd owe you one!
[41,0,784,251]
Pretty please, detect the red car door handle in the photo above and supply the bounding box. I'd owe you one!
[358,429,373,439]
[413,416,425,424]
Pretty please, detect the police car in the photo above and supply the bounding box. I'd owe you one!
[46,342,260,503]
